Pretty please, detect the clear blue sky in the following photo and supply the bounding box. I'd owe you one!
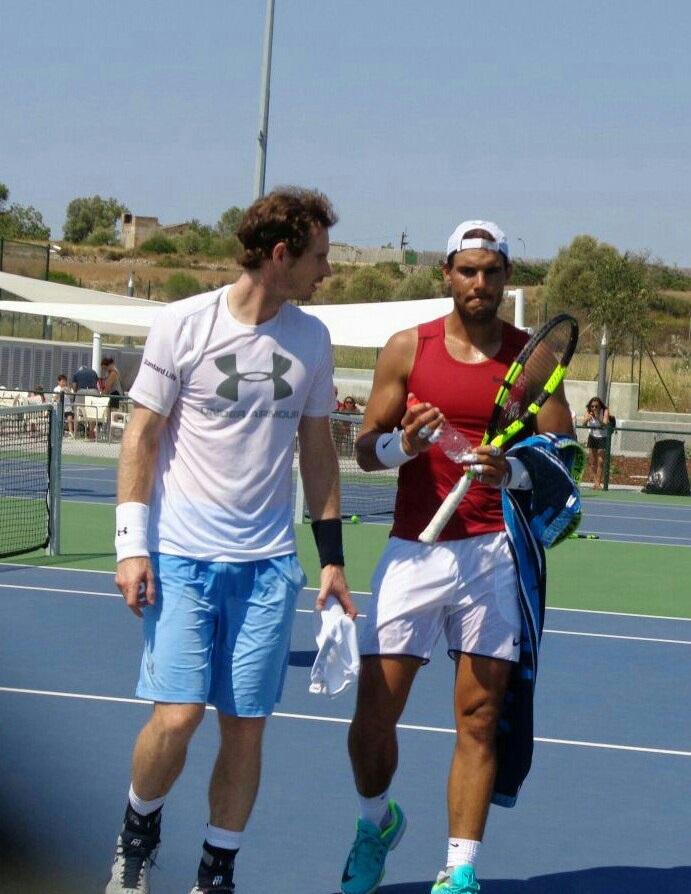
[2,0,690,265]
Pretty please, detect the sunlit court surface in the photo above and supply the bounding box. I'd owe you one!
[1,459,690,893]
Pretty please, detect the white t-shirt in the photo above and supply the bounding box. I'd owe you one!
[129,287,334,561]
[53,384,74,412]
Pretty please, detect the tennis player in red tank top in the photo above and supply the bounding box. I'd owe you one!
[339,222,574,894]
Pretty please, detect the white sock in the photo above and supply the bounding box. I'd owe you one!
[205,823,242,852]
[447,837,480,869]
[358,791,390,828]
[128,784,165,816]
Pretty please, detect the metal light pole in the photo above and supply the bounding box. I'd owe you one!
[124,273,135,349]
[254,0,276,200]
[516,236,526,257]
[597,324,608,402]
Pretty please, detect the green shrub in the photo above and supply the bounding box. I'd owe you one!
[85,225,117,246]
[48,271,80,287]
[140,233,178,254]
[175,229,205,255]
[344,268,392,302]
[206,234,242,259]
[394,269,441,300]
[374,261,404,280]
[164,272,202,300]
[317,274,348,303]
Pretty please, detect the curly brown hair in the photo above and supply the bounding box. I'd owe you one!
[236,187,338,270]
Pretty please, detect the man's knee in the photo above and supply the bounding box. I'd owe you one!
[353,658,418,735]
[457,698,502,746]
[150,703,205,742]
[216,714,267,754]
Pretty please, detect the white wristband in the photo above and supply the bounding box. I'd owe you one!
[375,430,415,469]
[115,502,150,562]
[503,457,532,490]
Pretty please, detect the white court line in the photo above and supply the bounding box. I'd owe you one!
[599,532,691,544]
[3,585,691,646]
[0,562,114,575]
[0,583,116,598]
[588,513,691,524]
[62,469,116,484]
[547,605,691,622]
[542,628,691,646]
[63,499,115,506]
[2,571,690,623]
[1,685,689,758]
[585,500,691,513]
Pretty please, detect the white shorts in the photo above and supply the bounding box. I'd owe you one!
[360,532,521,663]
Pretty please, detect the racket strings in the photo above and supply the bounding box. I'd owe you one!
[494,319,576,436]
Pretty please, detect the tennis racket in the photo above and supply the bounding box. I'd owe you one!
[418,313,579,544]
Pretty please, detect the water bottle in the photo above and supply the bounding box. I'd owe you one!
[407,396,471,463]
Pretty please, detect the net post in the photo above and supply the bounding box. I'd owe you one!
[602,424,612,491]
[48,399,63,555]
[293,462,306,524]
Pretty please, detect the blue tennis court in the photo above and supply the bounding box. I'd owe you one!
[1,545,690,892]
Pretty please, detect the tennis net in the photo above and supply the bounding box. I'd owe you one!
[295,413,398,521]
[0,403,59,557]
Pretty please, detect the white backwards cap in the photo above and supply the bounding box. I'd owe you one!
[446,220,510,261]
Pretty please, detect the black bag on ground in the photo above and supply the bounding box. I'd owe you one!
[643,439,691,496]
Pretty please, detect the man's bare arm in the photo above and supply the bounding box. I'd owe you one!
[117,404,167,504]
[297,415,341,522]
[535,383,576,439]
[115,404,167,617]
[297,415,356,618]
[355,328,445,471]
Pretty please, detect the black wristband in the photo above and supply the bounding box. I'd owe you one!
[311,518,345,568]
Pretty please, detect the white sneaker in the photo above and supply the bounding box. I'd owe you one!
[105,829,160,893]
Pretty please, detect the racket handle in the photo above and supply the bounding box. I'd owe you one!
[418,471,474,544]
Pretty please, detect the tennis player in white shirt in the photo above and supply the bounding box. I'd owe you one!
[105,188,356,894]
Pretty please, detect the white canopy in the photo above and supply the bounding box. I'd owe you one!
[0,271,524,346]
[0,299,156,337]
[0,270,157,307]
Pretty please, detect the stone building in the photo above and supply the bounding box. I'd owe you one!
[120,214,190,250]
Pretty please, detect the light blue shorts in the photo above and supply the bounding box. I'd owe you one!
[136,552,306,717]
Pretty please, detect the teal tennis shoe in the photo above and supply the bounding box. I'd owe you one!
[341,800,407,894]
[431,864,480,893]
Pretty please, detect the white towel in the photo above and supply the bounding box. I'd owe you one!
[309,597,360,697]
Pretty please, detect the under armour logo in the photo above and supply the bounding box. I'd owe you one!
[215,352,293,401]
[117,527,128,536]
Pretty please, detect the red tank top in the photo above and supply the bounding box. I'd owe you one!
[391,317,530,541]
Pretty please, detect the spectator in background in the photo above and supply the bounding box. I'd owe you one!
[72,364,99,392]
[27,386,46,404]
[26,387,46,437]
[101,356,124,409]
[340,395,362,415]
[583,396,610,488]
[332,396,363,456]
[53,374,75,437]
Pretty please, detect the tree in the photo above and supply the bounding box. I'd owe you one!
[0,182,50,240]
[216,206,245,237]
[543,236,657,350]
[63,195,128,244]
